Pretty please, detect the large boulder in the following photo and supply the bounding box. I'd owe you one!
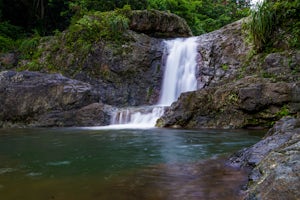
[129,10,192,38]
[229,117,300,200]
[157,77,300,129]
[0,71,110,127]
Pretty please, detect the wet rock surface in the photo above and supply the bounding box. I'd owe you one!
[229,117,300,200]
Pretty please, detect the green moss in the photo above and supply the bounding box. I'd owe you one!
[221,64,229,71]
[228,92,239,104]
[276,105,290,118]
[155,118,164,128]
[155,64,161,74]
[261,72,277,82]
[18,7,133,76]
[146,87,154,101]
[17,61,42,71]
[250,116,274,128]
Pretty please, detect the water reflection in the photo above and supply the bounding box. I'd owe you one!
[100,159,248,200]
[0,128,264,200]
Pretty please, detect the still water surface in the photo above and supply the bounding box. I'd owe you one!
[0,128,264,200]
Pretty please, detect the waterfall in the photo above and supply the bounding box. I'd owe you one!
[158,37,198,105]
[110,37,198,128]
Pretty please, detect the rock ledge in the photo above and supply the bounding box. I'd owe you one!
[229,117,300,200]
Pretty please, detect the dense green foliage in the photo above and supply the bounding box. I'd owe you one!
[249,1,275,51]
[2,0,299,62]
[17,6,132,72]
[0,0,250,37]
[148,0,250,35]
[248,0,300,51]
[1,0,69,35]
[0,0,252,58]
[65,0,251,35]
[0,21,23,51]
[68,8,130,44]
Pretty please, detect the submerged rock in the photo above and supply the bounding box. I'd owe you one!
[229,117,300,200]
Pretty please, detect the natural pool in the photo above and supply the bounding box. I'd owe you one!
[0,128,264,200]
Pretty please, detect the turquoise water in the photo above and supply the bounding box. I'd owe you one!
[0,128,264,200]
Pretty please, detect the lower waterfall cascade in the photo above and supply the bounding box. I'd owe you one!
[110,37,199,128]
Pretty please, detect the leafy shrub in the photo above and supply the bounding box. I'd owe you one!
[0,21,23,39]
[248,0,300,51]
[17,61,42,72]
[18,36,41,59]
[107,14,129,38]
[0,35,14,52]
[0,22,23,52]
[69,7,130,41]
[65,6,130,57]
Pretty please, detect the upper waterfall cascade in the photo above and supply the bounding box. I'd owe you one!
[110,37,199,128]
[158,37,198,105]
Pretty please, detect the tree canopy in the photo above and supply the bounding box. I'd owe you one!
[0,0,251,37]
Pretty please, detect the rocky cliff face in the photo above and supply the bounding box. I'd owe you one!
[195,19,251,88]
[39,30,164,107]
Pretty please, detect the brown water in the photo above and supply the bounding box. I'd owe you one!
[0,128,264,200]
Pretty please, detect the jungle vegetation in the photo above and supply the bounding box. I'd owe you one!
[0,0,250,49]
[0,0,299,55]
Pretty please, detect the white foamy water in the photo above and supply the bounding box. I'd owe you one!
[158,37,198,106]
[108,37,199,129]
[108,106,165,129]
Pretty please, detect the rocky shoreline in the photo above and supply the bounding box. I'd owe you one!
[229,117,300,199]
